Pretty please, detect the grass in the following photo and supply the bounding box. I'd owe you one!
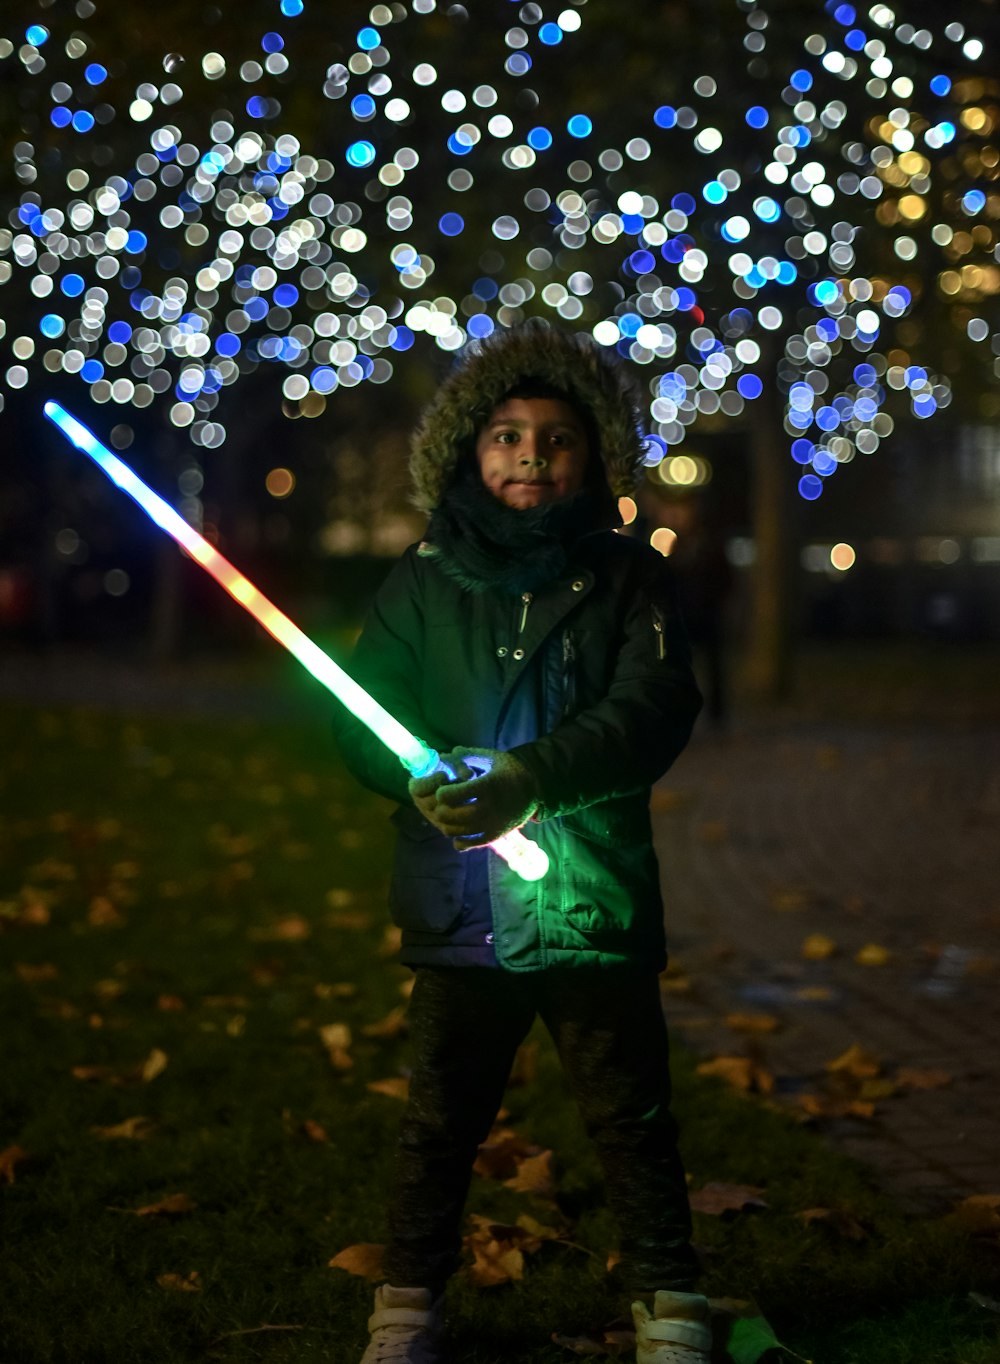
[1,683,999,1364]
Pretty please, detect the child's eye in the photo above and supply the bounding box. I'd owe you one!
[495,431,517,444]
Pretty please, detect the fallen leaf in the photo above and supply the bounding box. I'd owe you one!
[895,1067,952,1091]
[302,1119,329,1143]
[726,1312,809,1364]
[826,1044,881,1079]
[504,1150,556,1199]
[689,1182,768,1216]
[361,1006,408,1039]
[156,994,186,1012]
[950,1194,1000,1235]
[157,1271,201,1292]
[315,982,358,1000]
[794,1093,875,1121]
[88,896,125,928]
[250,915,310,942]
[801,934,837,960]
[0,1145,30,1184]
[474,1127,543,1181]
[318,1022,353,1072]
[15,962,59,983]
[770,888,809,913]
[724,1012,781,1035]
[697,820,728,844]
[141,1048,169,1083]
[696,1056,774,1095]
[329,1243,385,1279]
[855,943,892,966]
[462,1216,540,1287]
[796,1207,867,1240]
[91,1116,156,1140]
[857,1077,897,1101]
[794,985,834,1002]
[366,1077,410,1100]
[130,1193,197,1217]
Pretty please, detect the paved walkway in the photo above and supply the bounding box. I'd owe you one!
[652,716,1000,1212]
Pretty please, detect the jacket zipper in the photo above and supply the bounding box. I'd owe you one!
[518,591,532,634]
[651,603,666,661]
[562,628,577,717]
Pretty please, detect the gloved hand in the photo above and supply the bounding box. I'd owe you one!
[423,747,539,851]
[407,754,474,826]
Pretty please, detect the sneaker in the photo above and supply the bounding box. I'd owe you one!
[360,1284,445,1364]
[631,1290,712,1364]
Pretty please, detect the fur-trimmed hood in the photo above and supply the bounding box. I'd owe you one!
[409,321,646,513]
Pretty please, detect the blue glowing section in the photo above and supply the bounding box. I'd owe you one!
[280,0,304,14]
[812,279,840,306]
[930,74,951,96]
[473,277,498,300]
[438,212,464,236]
[85,63,108,84]
[671,192,696,216]
[654,106,677,129]
[80,360,104,383]
[72,111,96,133]
[506,52,531,75]
[108,321,133,343]
[721,216,750,242]
[61,273,85,297]
[776,261,797,285]
[962,189,986,214]
[346,140,376,167]
[262,31,284,52]
[391,325,415,350]
[914,393,937,418]
[790,69,813,92]
[853,363,877,386]
[813,449,838,476]
[468,314,494,339]
[745,106,769,128]
[539,22,563,44]
[844,29,866,50]
[215,332,241,357]
[791,439,814,465]
[737,374,763,399]
[125,231,147,254]
[527,126,552,150]
[357,26,380,50]
[26,24,49,45]
[833,4,856,24]
[40,314,65,338]
[753,196,781,223]
[798,474,823,500]
[447,133,472,155]
[51,107,72,128]
[351,93,376,118]
[273,283,299,306]
[567,114,592,138]
[703,180,727,204]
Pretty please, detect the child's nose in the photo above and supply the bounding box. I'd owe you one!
[518,438,547,468]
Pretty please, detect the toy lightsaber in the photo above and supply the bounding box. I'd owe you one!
[43,400,549,882]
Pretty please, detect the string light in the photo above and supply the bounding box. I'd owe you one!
[0,2,996,508]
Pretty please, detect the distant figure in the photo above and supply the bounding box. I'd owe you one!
[332,323,713,1363]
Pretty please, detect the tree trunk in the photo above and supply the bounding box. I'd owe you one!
[743,375,796,700]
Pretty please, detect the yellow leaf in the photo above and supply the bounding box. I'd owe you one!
[157,1271,201,1292]
[91,1116,155,1140]
[855,943,892,966]
[318,1022,352,1051]
[15,962,59,983]
[141,1048,169,1083]
[724,1012,781,1034]
[826,1044,881,1079]
[950,1194,1000,1235]
[302,1119,329,1144]
[801,934,837,960]
[696,1056,775,1095]
[504,1150,556,1200]
[366,1077,410,1100]
[796,1207,867,1240]
[87,896,125,928]
[329,1243,385,1279]
[361,1006,409,1039]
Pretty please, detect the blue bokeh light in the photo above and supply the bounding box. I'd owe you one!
[216,333,241,356]
[351,93,376,119]
[274,283,299,306]
[791,439,815,465]
[346,140,377,167]
[262,32,284,52]
[473,277,499,300]
[538,22,563,44]
[108,321,133,344]
[125,231,147,254]
[737,374,763,399]
[745,106,769,129]
[80,360,104,383]
[26,24,49,45]
[929,74,951,96]
[798,474,823,500]
[391,325,415,351]
[357,26,380,50]
[790,69,813,92]
[72,111,96,133]
[654,106,677,129]
[703,180,727,205]
[468,314,495,339]
[962,189,987,215]
[853,363,877,386]
[844,28,866,50]
[567,114,592,138]
[438,212,464,236]
[671,192,696,216]
[61,274,85,297]
[85,63,108,85]
[51,107,72,128]
[527,126,552,150]
[280,0,304,14]
[40,313,65,338]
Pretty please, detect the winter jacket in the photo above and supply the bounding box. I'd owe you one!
[331,324,702,971]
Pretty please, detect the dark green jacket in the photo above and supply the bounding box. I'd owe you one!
[332,529,702,971]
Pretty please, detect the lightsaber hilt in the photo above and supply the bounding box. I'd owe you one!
[42,401,549,883]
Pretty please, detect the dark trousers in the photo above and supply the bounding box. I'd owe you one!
[382,964,698,1298]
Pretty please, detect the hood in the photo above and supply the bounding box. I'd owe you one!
[409,321,646,513]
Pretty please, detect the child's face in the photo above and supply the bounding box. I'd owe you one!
[475,396,591,510]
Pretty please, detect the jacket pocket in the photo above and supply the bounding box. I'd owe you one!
[388,806,463,934]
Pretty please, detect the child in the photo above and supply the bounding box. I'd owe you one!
[332,323,710,1364]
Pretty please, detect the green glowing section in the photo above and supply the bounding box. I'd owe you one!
[42,401,547,881]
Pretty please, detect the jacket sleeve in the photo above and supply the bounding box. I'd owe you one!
[509,555,702,819]
[330,547,428,806]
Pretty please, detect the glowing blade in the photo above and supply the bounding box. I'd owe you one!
[43,401,549,881]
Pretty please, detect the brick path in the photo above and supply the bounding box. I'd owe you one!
[652,718,1000,1212]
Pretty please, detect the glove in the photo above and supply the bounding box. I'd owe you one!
[407,754,474,825]
[426,746,539,851]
